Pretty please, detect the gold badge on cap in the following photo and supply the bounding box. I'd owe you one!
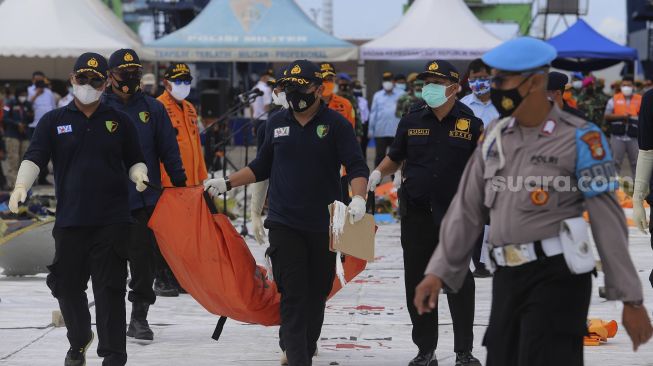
[291,65,301,75]
[428,62,439,71]
[124,52,134,62]
[87,58,99,68]
[501,97,514,111]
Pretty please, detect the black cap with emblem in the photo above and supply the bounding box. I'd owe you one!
[282,60,323,86]
[164,62,193,81]
[73,52,108,79]
[108,49,142,70]
[417,60,460,83]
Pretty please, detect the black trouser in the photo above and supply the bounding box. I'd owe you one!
[47,224,129,366]
[374,137,394,167]
[267,223,336,366]
[127,206,157,305]
[401,205,476,353]
[340,175,351,205]
[471,229,486,272]
[360,123,369,158]
[484,255,591,366]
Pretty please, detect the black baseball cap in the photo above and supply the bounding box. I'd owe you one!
[547,71,568,92]
[283,60,323,86]
[417,60,460,83]
[109,49,142,70]
[73,52,108,79]
[164,62,192,81]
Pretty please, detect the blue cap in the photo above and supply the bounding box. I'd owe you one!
[482,37,557,72]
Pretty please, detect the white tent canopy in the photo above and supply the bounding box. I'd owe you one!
[0,0,148,79]
[360,0,502,60]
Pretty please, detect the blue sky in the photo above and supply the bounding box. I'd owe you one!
[294,0,627,43]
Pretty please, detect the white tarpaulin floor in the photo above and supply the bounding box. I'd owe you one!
[1,217,653,365]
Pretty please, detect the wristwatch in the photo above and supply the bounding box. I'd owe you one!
[224,177,232,192]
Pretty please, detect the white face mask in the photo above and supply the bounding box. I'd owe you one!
[18,96,27,103]
[382,81,394,91]
[572,80,583,90]
[272,90,289,109]
[621,86,633,97]
[73,83,103,105]
[170,83,191,101]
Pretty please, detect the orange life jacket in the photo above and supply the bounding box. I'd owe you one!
[157,91,208,186]
[613,93,642,117]
[328,94,355,129]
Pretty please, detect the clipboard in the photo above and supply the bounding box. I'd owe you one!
[328,203,376,262]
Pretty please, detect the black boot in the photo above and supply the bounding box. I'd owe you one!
[455,351,481,366]
[65,332,94,366]
[409,349,438,366]
[154,277,179,297]
[127,302,153,343]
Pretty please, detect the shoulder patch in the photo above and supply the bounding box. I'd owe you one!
[575,123,617,198]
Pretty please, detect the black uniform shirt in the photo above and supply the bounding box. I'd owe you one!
[23,102,144,227]
[388,100,483,222]
[638,89,653,200]
[249,103,369,232]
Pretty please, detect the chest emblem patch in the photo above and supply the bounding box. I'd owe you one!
[274,127,290,138]
[317,124,329,138]
[580,131,605,160]
[449,118,472,140]
[139,111,150,123]
[106,121,118,133]
[530,189,549,206]
[57,125,72,134]
[408,128,429,136]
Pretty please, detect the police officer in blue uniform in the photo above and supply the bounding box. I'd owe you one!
[368,60,482,366]
[103,49,186,343]
[8,53,147,366]
[205,60,369,366]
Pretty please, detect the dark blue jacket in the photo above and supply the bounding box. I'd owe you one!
[103,90,186,210]
[249,104,369,232]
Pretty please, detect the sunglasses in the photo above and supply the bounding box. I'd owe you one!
[75,74,105,89]
[172,79,191,86]
[111,69,142,81]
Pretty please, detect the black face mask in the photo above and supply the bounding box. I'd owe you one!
[353,89,363,97]
[490,76,532,118]
[114,78,141,95]
[286,90,317,113]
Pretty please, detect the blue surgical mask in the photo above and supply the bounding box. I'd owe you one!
[414,91,422,99]
[469,78,491,96]
[421,83,453,108]
[395,83,407,91]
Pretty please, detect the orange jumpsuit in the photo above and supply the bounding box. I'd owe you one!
[157,91,208,187]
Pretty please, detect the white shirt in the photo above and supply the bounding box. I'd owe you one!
[250,81,272,120]
[357,96,370,123]
[460,93,499,128]
[58,93,74,108]
[27,85,56,128]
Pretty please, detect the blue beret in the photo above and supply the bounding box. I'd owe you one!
[482,37,557,72]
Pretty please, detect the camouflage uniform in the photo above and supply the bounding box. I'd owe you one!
[396,93,421,118]
[577,88,610,134]
[338,90,364,138]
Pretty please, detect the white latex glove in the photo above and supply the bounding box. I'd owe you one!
[9,160,39,213]
[250,180,269,245]
[367,170,382,192]
[633,150,653,233]
[348,195,366,224]
[129,163,149,192]
[204,178,227,197]
[392,169,402,189]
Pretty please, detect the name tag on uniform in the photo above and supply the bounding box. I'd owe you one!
[408,128,429,136]
[57,125,73,134]
[274,127,290,138]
